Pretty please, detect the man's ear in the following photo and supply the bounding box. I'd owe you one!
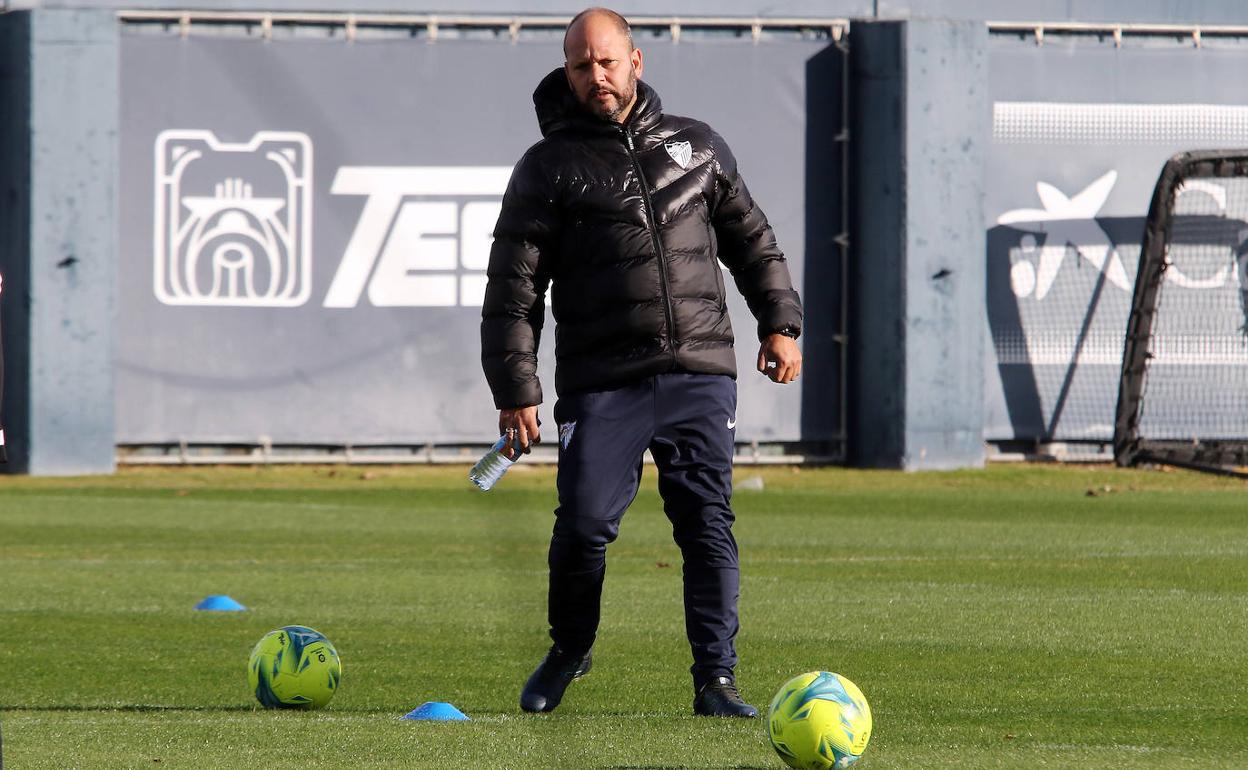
[632,48,644,78]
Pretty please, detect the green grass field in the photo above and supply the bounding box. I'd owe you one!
[1,463,1246,769]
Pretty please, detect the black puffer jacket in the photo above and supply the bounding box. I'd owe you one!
[481,68,802,409]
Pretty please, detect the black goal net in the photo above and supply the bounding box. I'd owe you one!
[1115,151,1248,475]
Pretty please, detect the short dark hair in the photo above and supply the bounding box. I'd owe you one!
[563,7,634,57]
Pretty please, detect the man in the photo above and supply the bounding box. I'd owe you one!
[481,7,802,718]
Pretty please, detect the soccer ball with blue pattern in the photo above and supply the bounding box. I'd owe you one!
[247,625,342,709]
[767,671,872,769]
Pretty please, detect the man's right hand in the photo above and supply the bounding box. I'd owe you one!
[498,406,541,459]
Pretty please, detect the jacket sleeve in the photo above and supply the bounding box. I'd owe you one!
[708,130,803,341]
[480,151,558,410]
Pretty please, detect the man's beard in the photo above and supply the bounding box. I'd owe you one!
[584,74,637,121]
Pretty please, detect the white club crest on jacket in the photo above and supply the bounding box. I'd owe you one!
[665,140,692,169]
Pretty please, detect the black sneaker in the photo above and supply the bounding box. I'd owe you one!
[693,676,759,718]
[519,645,593,713]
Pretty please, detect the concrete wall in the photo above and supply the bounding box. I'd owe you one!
[0,9,118,474]
[6,0,1248,25]
[850,19,987,469]
[0,13,31,471]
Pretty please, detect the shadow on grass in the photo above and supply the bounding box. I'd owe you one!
[1,704,258,713]
[602,766,773,770]
[2,704,515,717]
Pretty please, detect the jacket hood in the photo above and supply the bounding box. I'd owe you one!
[532,67,663,137]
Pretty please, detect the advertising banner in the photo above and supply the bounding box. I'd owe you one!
[119,33,837,444]
[986,36,1248,442]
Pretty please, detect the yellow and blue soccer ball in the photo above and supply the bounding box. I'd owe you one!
[767,671,872,769]
[247,625,342,709]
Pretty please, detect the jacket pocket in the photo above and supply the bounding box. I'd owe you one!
[705,203,727,312]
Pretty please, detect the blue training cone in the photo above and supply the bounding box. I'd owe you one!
[402,702,470,721]
[194,594,247,611]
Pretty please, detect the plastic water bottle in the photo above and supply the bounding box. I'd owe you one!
[468,436,517,491]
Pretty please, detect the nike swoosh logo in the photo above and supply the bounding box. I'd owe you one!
[727,418,737,429]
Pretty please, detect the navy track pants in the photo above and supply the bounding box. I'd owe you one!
[547,373,739,687]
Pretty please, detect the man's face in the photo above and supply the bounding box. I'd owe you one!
[563,15,643,123]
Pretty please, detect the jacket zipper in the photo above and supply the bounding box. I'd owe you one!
[622,128,678,367]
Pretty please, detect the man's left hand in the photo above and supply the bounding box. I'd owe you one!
[758,334,802,384]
